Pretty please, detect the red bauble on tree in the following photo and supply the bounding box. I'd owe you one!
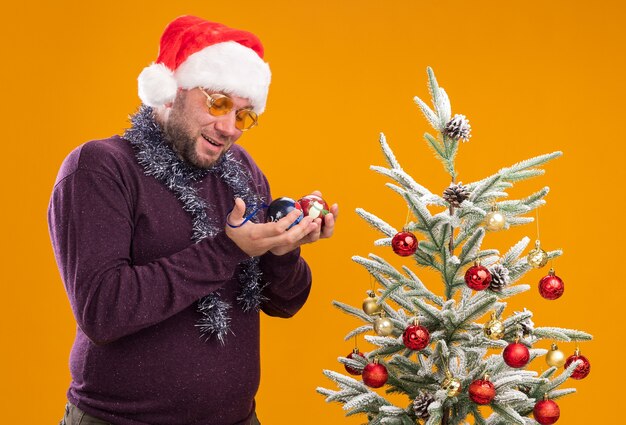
[391,231,418,256]
[564,348,591,380]
[344,348,364,376]
[539,269,565,300]
[503,340,530,368]
[362,357,388,388]
[464,261,492,291]
[534,396,561,424]
[402,319,430,351]
[468,376,496,405]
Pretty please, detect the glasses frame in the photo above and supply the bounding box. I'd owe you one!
[197,88,258,131]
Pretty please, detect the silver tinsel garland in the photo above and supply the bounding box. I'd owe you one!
[124,105,266,344]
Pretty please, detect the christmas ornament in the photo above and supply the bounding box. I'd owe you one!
[362,290,382,316]
[266,197,303,229]
[344,348,364,376]
[402,319,430,351]
[468,375,496,405]
[464,261,492,291]
[391,231,418,256]
[484,206,506,231]
[362,357,388,388]
[534,395,561,425]
[373,313,394,336]
[539,269,564,300]
[545,343,566,368]
[443,182,470,207]
[412,391,435,420]
[444,114,471,142]
[483,312,505,340]
[527,240,549,268]
[488,264,510,292]
[298,194,329,223]
[564,348,591,380]
[503,340,530,368]
[441,371,462,397]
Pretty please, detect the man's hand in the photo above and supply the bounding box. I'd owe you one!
[269,190,339,255]
[225,193,339,257]
[225,198,319,257]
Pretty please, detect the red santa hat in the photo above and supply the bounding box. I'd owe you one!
[138,16,271,114]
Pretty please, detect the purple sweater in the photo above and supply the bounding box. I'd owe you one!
[48,136,312,425]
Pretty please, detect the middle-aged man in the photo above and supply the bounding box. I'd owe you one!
[48,15,337,425]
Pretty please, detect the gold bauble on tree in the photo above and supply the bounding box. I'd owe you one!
[373,313,394,336]
[441,371,462,397]
[483,312,506,340]
[362,290,382,316]
[484,205,506,231]
[545,343,566,368]
[527,240,549,268]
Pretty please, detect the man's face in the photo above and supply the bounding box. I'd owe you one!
[163,88,250,169]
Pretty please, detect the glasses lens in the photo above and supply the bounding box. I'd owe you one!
[236,110,258,131]
[209,94,233,116]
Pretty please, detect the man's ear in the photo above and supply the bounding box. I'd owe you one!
[164,87,185,109]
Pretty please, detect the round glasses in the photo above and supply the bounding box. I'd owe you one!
[198,88,259,131]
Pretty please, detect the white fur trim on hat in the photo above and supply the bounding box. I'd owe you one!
[175,41,271,114]
[138,63,178,107]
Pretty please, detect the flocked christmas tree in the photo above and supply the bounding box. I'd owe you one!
[317,68,592,425]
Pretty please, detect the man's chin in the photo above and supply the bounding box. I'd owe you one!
[191,151,225,170]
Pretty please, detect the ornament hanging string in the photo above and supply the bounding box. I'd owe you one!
[535,208,540,240]
[404,206,411,229]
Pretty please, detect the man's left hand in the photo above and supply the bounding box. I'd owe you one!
[270,190,338,256]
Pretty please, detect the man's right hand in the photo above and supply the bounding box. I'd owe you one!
[225,198,319,257]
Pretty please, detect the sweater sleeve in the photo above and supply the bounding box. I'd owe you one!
[48,167,250,345]
[259,248,312,318]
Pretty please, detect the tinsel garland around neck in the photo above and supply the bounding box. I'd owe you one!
[123,105,266,344]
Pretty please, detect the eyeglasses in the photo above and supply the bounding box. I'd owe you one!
[198,88,259,131]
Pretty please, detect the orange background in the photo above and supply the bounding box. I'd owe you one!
[1,1,623,423]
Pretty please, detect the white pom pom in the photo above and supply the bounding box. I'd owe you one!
[137,63,177,107]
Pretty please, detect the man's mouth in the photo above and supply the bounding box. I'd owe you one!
[201,134,223,147]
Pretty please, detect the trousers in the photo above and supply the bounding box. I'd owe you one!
[59,403,262,425]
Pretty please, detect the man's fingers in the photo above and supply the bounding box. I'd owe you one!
[329,203,339,219]
[320,212,336,239]
[227,198,247,226]
[275,208,305,231]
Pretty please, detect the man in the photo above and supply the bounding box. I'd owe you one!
[48,16,337,425]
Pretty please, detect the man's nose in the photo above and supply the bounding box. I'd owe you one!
[214,112,239,138]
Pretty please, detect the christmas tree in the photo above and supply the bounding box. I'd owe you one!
[317,68,592,425]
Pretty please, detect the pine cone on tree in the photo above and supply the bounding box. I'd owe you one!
[443,182,470,207]
[412,391,435,419]
[488,264,510,292]
[444,114,471,142]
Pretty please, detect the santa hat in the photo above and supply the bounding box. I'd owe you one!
[138,16,271,114]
